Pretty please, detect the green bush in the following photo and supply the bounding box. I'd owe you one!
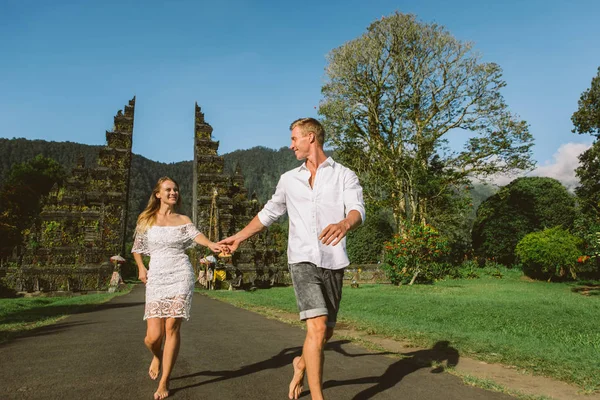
[472,177,577,265]
[382,224,449,285]
[515,226,583,281]
[456,259,480,279]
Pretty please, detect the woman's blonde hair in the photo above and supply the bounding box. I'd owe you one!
[135,176,181,234]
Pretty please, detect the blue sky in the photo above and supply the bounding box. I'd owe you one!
[1,0,599,177]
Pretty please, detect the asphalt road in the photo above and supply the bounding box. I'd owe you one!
[0,285,514,399]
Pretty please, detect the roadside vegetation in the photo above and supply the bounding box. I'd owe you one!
[0,286,132,344]
[204,268,600,393]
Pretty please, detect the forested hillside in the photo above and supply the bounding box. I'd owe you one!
[0,139,102,183]
[0,138,498,251]
[222,146,302,202]
[0,139,306,239]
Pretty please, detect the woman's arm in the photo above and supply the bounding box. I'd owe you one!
[193,232,222,253]
[133,252,148,284]
[179,215,222,253]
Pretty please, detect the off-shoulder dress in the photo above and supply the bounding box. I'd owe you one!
[131,223,201,320]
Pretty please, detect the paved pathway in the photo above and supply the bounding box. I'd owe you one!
[0,285,514,399]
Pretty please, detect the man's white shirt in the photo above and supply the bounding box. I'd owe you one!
[257,157,366,270]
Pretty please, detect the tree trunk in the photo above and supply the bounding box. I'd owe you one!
[409,267,420,285]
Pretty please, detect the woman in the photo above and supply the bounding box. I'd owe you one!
[132,177,222,400]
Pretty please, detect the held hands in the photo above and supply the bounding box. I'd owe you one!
[319,220,351,246]
[207,241,225,253]
[217,236,241,253]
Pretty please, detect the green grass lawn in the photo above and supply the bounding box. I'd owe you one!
[0,286,132,344]
[204,270,600,393]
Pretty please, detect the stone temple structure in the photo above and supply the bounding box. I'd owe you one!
[12,98,136,291]
[6,98,285,292]
[192,104,286,288]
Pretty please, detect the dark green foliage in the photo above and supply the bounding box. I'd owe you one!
[346,209,394,264]
[446,183,498,262]
[0,155,66,258]
[571,66,600,138]
[571,67,600,218]
[572,217,600,279]
[263,220,289,265]
[574,142,600,218]
[0,139,99,185]
[515,227,583,281]
[472,177,577,265]
[571,67,600,267]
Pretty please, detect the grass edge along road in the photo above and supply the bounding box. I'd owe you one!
[202,269,600,395]
[0,285,133,344]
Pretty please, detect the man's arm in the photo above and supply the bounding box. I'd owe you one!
[319,209,363,246]
[218,215,268,252]
[220,176,288,252]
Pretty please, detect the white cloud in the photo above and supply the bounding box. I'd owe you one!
[485,142,592,189]
[528,142,592,190]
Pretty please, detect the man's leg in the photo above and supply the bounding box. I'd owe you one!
[303,315,328,400]
[289,327,334,400]
[288,264,344,399]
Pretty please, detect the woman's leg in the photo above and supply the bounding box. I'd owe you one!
[144,318,165,380]
[155,317,182,399]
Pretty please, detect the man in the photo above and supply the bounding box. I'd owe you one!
[219,118,365,400]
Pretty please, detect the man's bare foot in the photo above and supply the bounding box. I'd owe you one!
[153,381,169,399]
[288,356,305,399]
[148,356,161,380]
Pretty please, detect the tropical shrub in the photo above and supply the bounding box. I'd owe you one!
[515,226,583,281]
[382,224,449,285]
[456,259,480,279]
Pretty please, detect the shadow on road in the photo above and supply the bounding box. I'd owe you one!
[170,339,398,396]
[1,300,145,326]
[323,340,459,400]
[0,300,143,345]
[0,320,99,346]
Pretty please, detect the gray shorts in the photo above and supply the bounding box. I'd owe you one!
[288,262,344,328]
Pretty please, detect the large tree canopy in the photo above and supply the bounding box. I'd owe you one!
[572,67,600,217]
[319,12,534,232]
[572,66,600,137]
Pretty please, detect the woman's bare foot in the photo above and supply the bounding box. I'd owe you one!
[288,356,305,399]
[153,381,169,399]
[148,356,161,380]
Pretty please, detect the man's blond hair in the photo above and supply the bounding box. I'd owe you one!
[290,118,325,146]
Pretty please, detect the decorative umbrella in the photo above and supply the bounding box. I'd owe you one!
[109,255,125,291]
[200,255,217,264]
[110,255,126,264]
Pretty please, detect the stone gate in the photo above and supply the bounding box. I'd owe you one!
[11,98,135,292]
[192,104,287,288]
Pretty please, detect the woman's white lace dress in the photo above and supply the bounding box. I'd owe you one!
[131,223,201,320]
